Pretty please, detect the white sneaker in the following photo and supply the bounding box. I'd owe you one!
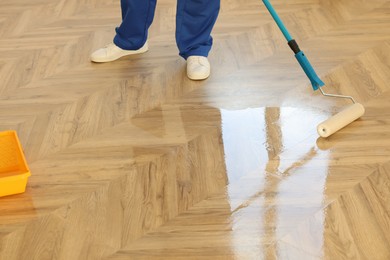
[90,42,148,63]
[186,56,210,80]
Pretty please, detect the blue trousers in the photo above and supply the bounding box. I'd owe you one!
[113,0,220,59]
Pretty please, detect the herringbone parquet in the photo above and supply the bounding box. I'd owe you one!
[0,0,389,259]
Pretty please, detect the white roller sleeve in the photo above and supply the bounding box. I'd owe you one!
[317,103,365,138]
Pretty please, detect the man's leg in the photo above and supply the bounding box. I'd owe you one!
[91,0,157,62]
[175,0,220,80]
[175,0,220,59]
[114,0,157,50]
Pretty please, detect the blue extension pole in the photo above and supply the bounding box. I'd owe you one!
[261,0,324,91]
[262,0,293,42]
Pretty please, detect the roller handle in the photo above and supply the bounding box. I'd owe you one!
[294,51,325,90]
[262,0,324,91]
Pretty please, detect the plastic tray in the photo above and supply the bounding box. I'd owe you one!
[0,131,30,197]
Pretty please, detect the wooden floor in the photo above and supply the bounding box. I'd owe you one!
[0,0,390,259]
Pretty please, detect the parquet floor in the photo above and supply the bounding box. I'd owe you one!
[0,0,389,259]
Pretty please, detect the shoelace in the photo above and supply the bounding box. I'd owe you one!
[188,57,200,66]
[103,43,117,55]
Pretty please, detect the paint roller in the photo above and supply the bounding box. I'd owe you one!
[262,0,365,138]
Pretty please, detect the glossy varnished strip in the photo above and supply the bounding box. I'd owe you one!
[107,90,390,259]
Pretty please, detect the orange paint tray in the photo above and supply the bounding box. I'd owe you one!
[0,131,31,197]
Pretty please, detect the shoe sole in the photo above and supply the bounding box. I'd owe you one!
[187,73,210,80]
